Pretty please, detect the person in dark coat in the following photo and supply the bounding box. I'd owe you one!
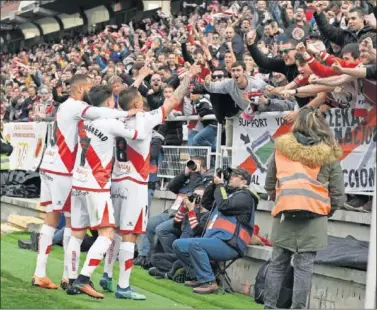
[218,27,245,62]
[148,186,210,282]
[314,7,372,47]
[246,32,310,108]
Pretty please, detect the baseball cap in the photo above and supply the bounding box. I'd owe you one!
[230,168,251,185]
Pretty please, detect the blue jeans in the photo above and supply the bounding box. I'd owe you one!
[187,129,198,146]
[192,125,217,152]
[138,188,155,256]
[156,218,181,254]
[172,238,238,283]
[145,212,170,252]
[53,227,64,245]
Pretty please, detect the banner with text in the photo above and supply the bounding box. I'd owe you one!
[232,108,376,194]
[3,122,47,171]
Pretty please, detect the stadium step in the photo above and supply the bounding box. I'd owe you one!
[7,215,44,232]
[0,222,24,235]
[152,190,371,241]
[0,196,45,222]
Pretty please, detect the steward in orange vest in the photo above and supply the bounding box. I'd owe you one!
[267,131,344,221]
[263,107,345,309]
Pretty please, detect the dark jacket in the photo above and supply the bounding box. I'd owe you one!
[147,89,164,110]
[203,183,258,226]
[193,96,217,127]
[167,171,205,195]
[203,184,259,255]
[173,207,210,238]
[52,87,68,103]
[20,96,38,119]
[218,33,245,61]
[157,121,183,146]
[210,93,240,125]
[247,43,309,108]
[314,11,372,47]
[0,133,13,156]
[265,132,345,252]
[366,64,377,81]
[148,133,164,190]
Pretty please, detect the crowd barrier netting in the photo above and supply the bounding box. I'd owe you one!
[2,107,376,195]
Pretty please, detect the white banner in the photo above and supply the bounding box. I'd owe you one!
[232,108,376,194]
[3,122,47,171]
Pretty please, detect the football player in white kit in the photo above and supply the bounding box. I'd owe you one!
[65,85,147,299]
[99,63,199,300]
[32,75,141,290]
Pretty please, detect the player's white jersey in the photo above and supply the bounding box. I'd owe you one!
[72,116,144,191]
[112,106,166,184]
[40,98,90,175]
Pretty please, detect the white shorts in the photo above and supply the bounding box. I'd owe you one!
[40,171,71,216]
[71,188,116,231]
[111,179,148,234]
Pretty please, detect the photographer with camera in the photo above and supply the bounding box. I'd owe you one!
[172,168,259,294]
[134,156,211,267]
[148,185,210,282]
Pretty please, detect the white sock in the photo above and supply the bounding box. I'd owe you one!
[35,224,56,278]
[104,233,121,278]
[118,242,135,289]
[66,236,83,280]
[80,236,112,278]
[62,227,72,279]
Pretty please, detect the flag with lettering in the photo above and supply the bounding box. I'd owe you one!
[232,108,376,194]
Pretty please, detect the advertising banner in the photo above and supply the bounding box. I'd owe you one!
[3,122,47,171]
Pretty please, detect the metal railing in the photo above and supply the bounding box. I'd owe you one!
[161,114,223,171]
[157,145,212,179]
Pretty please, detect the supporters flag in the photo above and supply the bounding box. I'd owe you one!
[233,108,377,194]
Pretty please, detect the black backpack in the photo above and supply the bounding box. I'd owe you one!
[254,259,294,308]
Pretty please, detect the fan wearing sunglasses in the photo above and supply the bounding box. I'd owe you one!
[34,87,53,116]
[211,69,226,82]
[246,31,310,108]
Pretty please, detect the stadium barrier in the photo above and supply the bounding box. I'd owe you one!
[2,107,376,196]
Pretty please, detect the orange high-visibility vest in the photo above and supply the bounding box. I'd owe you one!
[271,151,331,217]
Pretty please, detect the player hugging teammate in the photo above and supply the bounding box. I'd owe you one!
[32,73,180,300]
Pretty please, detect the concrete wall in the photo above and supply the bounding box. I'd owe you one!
[59,12,84,30]
[85,6,109,26]
[19,23,40,39]
[142,0,171,13]
[36,17,60,35]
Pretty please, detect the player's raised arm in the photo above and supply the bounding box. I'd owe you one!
[160,95,181,119]
[81,104,139,120]
[110,112,147,141]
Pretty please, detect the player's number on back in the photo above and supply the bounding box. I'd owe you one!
[116,137,128,162]
[80,136,91,167]
[50,120,58,146]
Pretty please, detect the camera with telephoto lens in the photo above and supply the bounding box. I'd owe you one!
[216,167,233,182]
[187,192,202,205]
[186,160,197,171]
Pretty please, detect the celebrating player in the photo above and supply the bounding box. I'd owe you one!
[66,85,146,299]
[32,75,140,290]
[99,87,180,300]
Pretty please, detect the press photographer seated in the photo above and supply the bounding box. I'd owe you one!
[135,156,210,268]
[148,185,210,282]
[172,168,259,294]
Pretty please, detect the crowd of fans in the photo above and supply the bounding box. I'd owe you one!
[1,0,375,151]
